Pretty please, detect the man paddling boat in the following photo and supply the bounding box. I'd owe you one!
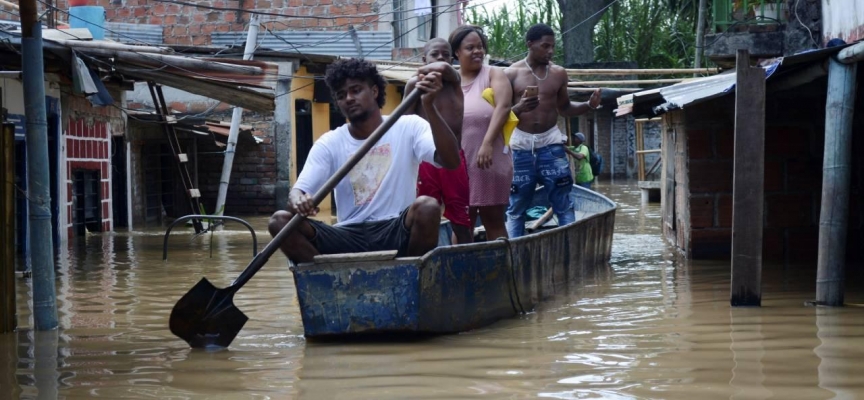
[268,58,461,263]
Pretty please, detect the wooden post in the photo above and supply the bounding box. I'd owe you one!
[636,120,646,181]
[815,57,858,306]
[1,122,16,333]
[730,49,766,307]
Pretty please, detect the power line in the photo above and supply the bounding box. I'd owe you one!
[491,0,622,65]
[150,0,465,21]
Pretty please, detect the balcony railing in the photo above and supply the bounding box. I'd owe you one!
[714,0,787,30]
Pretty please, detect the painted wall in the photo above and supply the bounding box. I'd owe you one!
[62,89,127,238]
[822,0,864,43]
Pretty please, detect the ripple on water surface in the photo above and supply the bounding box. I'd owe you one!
[3,182,864,399]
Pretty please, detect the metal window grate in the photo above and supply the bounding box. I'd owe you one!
[71,170,102,235]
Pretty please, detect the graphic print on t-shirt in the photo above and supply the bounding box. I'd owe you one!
[348,143,393,205]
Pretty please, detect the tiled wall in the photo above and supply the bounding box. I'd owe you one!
[65,118,113,237]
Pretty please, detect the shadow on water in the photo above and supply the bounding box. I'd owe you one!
[2,181,864,399]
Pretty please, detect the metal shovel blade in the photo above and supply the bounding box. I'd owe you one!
[169,277,249,349]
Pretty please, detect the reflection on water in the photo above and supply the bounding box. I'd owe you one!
[2,181,864,399]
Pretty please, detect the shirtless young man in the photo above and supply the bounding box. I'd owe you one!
[503,23,602,238]
[404,38,472,244]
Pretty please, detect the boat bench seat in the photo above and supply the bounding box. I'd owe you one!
[312,250,399,264]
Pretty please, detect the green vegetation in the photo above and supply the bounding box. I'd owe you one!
[466,0,564,65]
[594,0,697,68]
[466,0,698,69]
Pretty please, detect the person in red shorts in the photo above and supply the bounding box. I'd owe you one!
[404,38,472,244]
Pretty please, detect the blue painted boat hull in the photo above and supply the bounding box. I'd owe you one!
[291,185,616,337]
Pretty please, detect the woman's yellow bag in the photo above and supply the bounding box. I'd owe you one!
[481,87,518,147]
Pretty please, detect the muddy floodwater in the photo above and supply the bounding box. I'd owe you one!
[2,182,864,399]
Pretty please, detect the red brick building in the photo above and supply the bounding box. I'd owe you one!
[621,49,863,264]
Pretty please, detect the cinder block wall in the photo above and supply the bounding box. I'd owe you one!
[676,80,864,264]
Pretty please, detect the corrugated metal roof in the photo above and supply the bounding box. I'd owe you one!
[212,30,394,60]
[615,46,848,118]
[0,19,20,32]
[104,22,164,45]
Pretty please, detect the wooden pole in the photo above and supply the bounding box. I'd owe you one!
[815,57,858,306]
[636,120,646,181]
[568,78,689,86]
[837,41,864,64]
[566,68,720,76]
[730,49,765,307]
[1,122,16,333]
[568,87,643,92]
[45,38,173,54]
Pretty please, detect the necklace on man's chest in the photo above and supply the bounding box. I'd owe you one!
[526,58,549,81]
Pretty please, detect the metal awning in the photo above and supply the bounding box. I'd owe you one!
[615,46,849,118]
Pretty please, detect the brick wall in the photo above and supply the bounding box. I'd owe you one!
[594,110,613,179]
[611,115,628,177]
[195,115,278,215]
[53,0,382,46]
[677,85,863,264]
[607,116,662,179]
[62,91,125,236]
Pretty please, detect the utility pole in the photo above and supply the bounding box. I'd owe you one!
[214,15,259,218]
[19,0,59,330]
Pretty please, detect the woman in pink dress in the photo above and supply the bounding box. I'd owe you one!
[448,25,513,240]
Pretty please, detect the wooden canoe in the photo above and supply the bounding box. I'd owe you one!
[290,185,617,338]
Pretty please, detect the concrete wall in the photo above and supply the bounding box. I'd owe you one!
[822,0,864,43]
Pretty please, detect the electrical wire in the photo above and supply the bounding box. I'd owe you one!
[150,0,478,21]
[491,0,621,66]
[794,0,819,49]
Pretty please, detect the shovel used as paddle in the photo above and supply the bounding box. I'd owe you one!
[169,89,423,349]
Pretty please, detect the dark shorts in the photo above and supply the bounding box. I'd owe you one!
[307,207,411,257]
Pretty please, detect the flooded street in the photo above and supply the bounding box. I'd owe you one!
[3,181,864,399]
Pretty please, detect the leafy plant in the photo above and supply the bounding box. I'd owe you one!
[466,0,565,65]
[593,0,697,71]
[468,0,701,72]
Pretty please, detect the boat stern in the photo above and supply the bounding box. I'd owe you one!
[291,251,423,337]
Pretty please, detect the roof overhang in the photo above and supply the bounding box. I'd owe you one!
[615,45,851,118]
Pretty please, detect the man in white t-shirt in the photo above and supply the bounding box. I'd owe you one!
[268,58,461,263]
